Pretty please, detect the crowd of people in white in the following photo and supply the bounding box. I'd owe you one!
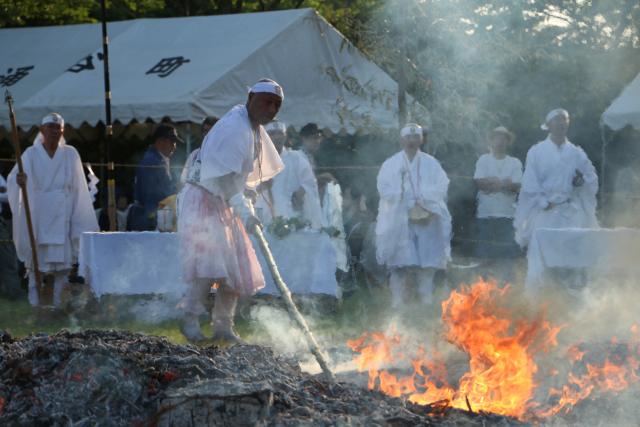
[0,78,602,342]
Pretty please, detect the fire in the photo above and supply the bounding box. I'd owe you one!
[348,279,640,420]
[537,341,640,418]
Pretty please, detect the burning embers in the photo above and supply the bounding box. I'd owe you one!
[347,279,640,421]
[0,328,524,425]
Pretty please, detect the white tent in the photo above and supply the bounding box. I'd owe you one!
[0,9,423,132]
[601,72,640,131]
[599,71,640,205]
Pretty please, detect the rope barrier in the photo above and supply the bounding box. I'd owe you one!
[0,158,636,199]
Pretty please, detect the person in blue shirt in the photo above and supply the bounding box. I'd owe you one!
[128,124,182,231]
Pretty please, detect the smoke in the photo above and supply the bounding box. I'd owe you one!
[328,0,640,249]
[528,276,640,426]
[247,303,310,356]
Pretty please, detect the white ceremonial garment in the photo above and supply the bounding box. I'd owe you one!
[198,105,283,196]
[321,181,348,272]
[180,148,200,184]
[474,153,523,219]
[514,137,598,248]
[255,149,323,228]
[8,134,99,272]
[178,104,284,297]
[376,150,452,269]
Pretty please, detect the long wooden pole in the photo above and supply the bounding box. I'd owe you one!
[4,91,42,292]
[252,225,334,381]
[100,0,117,231]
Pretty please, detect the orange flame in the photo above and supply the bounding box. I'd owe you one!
[348,279,640,420]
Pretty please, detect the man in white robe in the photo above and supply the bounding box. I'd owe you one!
[8,113,99,307]
[178,79,284,343]
[254,121,339,296]
[514,109,598,248]
[376,124,451,307]
[255,121,323,228]
[298,122,348,271]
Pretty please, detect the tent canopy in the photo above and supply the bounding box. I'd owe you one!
[602,72,640,131]
[0,9,423,132]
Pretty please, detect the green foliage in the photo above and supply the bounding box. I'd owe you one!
[0,0,95,27]
[267,215,311,238]
[357,0,640,158]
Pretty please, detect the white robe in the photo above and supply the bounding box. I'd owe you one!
[321,181,348,272]
[376,150,451,269]
[180,148,200,184]
[255,149,323,228]
[198,105,283,196]
[514,137,598,248]
[8,135,99,272]
[178,105,283,296]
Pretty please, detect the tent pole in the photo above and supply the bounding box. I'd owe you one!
[185,123,193,156]
[599,124,609,217]
[397,51,407,127]
[100,0,116,231]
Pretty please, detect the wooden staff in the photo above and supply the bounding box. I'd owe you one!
[4,91,42,292]
[253,225,335,381]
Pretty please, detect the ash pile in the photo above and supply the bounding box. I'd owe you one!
[0,329,524,426]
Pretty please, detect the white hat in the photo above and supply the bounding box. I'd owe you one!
[264,121,287,134]
[401,123,423,138]
[42,113,64,127]
[541,108,569,130]
[249,79,284,100]
[490,126,515,143]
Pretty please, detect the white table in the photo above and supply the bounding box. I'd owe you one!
[78,232,187,297]
[526,227,640,289]
[254,230,338,296]
[79,231,339,297]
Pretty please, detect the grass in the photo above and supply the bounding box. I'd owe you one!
[0,269,460,349]
[0,295,190,343]
[0,275,400,345]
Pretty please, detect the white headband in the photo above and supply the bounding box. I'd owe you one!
[265,121,287,134]
[249,80,284,100]
[42,113,64,127]
[401,123,423,138]
[541,108,569,130]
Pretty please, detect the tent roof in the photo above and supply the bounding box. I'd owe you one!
[602,72,640,131]
[0,9,424,132]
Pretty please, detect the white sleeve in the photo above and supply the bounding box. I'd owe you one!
[511,158,523,183]
[229,192,255,226]
[473,156,487,179]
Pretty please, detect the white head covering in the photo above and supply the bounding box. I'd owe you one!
[490,126,515,143]
[401,123,423,138]
[264,120,287,134]
[541,108,569,130]
[249,79,284,100]
[42,112,64,127]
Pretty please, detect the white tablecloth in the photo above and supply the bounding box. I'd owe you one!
[79,230,338,297]
[526,227,640,289]
[255,230,339,296]
[79,232,187,297]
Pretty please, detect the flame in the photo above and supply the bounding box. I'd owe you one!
[536,342,640,418]
[348,279,640,420]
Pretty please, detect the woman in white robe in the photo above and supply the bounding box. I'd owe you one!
[8,113,99,306]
